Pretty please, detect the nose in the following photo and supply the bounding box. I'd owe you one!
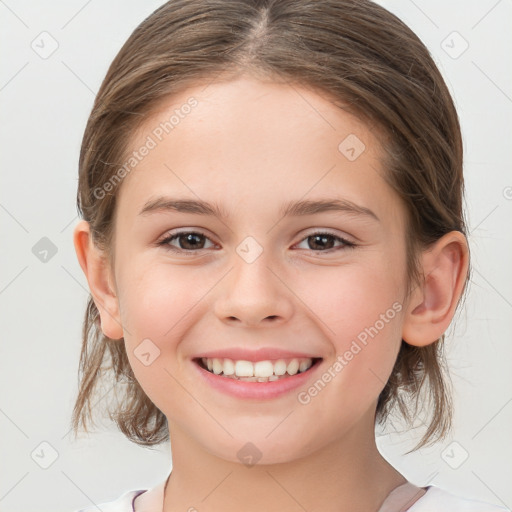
[213,250,294,328]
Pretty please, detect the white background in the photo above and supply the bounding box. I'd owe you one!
[0,1,511,511]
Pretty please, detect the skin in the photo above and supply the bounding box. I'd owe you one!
[74,74,469,512]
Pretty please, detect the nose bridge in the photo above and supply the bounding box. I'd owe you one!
[213,238,293,325]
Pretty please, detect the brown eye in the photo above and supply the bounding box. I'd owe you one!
[159,231,215,252]
[295,232,356,253]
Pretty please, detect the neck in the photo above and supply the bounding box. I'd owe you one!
[163,410,406,512]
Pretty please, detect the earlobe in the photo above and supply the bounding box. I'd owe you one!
[402,231,469,347]
[73,220,124,340]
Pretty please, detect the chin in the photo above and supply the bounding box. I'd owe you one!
[201,431,318,467]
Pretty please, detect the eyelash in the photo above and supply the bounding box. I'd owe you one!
[157,230,357,255]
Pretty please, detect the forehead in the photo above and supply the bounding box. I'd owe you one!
[116,75,405,229]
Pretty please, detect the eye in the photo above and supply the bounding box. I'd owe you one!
[157,229,357,254]
[294,231,356,253]
[158,230,216,253]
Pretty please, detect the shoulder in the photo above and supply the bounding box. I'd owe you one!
[409,486,510,512]
[73,489,147,512]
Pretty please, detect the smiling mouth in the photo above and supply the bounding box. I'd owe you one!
[194,357,323,382]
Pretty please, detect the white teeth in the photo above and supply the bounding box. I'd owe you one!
[235,360,254,377]
[287,360,299,376]
[274,359,287,375]
[299,360,310,373]
[212,358,223,374]
[200,357,315,379]
[254,360,274,378]
[223,358,235,375]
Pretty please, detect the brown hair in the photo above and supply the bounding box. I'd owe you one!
[72,0,470,451]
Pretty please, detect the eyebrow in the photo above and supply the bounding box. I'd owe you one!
[139,196,379,222]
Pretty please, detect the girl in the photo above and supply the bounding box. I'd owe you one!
[71,0,508,511]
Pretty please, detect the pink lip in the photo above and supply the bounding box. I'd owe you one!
[193,347,321,362]
[192,357,323,400]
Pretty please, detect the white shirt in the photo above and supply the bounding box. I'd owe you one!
[73,476,510,512]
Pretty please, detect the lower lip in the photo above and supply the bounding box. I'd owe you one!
[192,358,323,400]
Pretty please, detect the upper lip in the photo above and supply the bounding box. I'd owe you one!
[193,347,322,362]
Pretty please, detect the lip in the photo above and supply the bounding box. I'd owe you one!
[192,357,323,400]
[193,347,321,362]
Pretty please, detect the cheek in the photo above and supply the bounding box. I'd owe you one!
[116,258,199,342]
[114,258,219,387]
[115,260,202,412]
[307,258,404,340]
[303,260,405,391]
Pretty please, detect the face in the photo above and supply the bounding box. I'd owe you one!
[108,75,410,464]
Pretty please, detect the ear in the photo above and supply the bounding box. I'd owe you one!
[402,231,469,347]
[73,220,124,340]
